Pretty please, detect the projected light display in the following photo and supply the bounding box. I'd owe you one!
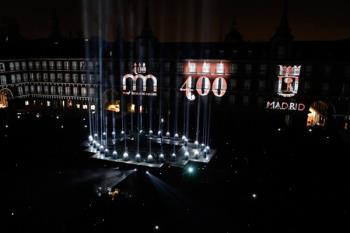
[181,60,229,100]
[122,63,157,96]
[86,60,217,168]
[277,65,301,98]
[265,65,305,112]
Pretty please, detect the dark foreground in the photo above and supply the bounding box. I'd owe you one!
[1,110,349,233]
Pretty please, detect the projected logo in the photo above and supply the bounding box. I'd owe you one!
[277,65,301,97]
[122,63,157,96]
[181,60,229,101]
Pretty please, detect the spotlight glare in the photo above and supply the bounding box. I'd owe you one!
[149,129,153,134]
[187,166,194,174]
[174,133,179,138]
[123,152,128,159]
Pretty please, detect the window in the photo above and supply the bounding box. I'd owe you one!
[229,64,237,74]
[81,87,87,96]
[216,63,224,74]
[257,96,264,106]
[1,75,6,85]
[177,63,184,73]
[47,101,51,107]
[341,83,349,95]
[16,74,21,83]
[30,73,35,82]
[304,81,310,93]
[88,61,94,70]
[21,62,27,70]
[42,61,47,70]
[36,73,41,82]
[57,61,62,70]
[89,87,95,96]
[28,61,33,70]
[50,86,56,95]
[65,74,71,83]
[57,73,63,82]
[260,64,267,75]
[30,85,35,94]
[24,86,29,94]
[15,62,20,71]
[73,87,78,96]
[72,61,78,70]
[43,73,48,82]
[324,65,332,76]
[258,80,265,91]
[37,86,42,94]
[321,82,329,93]
[230,79,237,89]
[58,86,63,95]
[50,73,55,82]
[244,80,251,90]
[306,65,312,76]
[245,64,252,74]
[243,96,249,105]
[0,63,6,72]
[64,61,69,70]
[202,62,210,73]
[79,61,86,70]
[23,73,28,82]
[188,62,195,73]
[81,74,86,83]
[89,74,94,83]
[65,86,71,95]
[165,62,171,72]
[49,61,55,70]
[44,86,49,94]
[73,74,78,83]
[35,61,40,70]
[83,104,88,109]
[11,74,16,83]
[9,62,15,71]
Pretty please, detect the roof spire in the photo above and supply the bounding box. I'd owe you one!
[272,0,293,42]
[140,0,153,37]
[224,17,243,42]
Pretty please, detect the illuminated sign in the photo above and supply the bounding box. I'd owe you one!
[181,60,230,101]
[122,63,157,96]
[266,101,305,111]
[277,65,301,97]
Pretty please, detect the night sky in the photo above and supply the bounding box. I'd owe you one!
[1,0,350,42]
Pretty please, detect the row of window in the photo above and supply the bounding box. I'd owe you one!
[24,100,96,110]
[17,85,95,97]
[0,61,97,72]
[0,73,96,85]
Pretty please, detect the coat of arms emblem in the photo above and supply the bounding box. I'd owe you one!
[277,65,301,97]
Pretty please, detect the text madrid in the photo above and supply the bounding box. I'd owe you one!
[266,101,306,111]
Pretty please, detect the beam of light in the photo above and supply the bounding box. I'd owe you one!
[145,171,191,208]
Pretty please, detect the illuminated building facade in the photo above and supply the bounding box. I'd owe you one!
[1,1,350,166]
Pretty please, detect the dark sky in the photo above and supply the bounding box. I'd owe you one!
[1,0,350,42]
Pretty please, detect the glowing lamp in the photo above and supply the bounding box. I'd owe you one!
[123,152,128,159]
